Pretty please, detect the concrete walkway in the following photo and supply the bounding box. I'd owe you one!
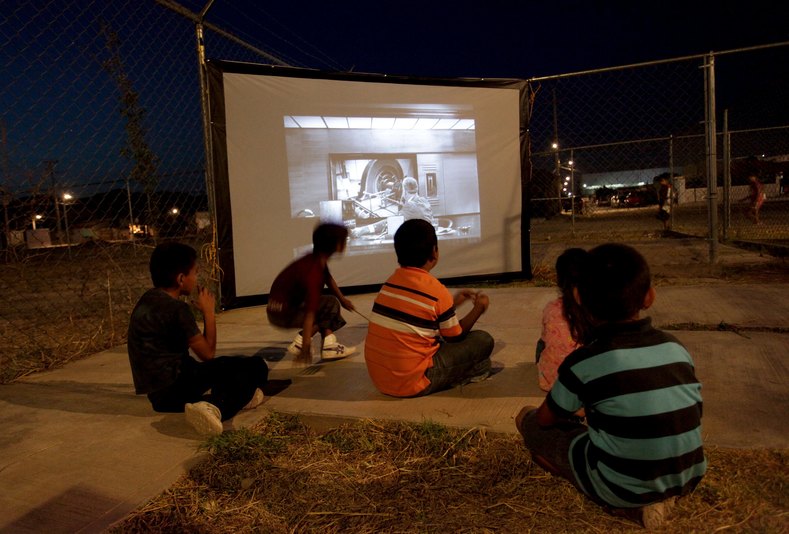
[1,244,788,532]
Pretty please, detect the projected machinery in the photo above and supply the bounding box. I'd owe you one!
[288,146,481,254]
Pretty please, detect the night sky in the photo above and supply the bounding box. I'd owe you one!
[2,0,787,199]
[178,0,788,78]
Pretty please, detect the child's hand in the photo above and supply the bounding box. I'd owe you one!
[193,285,216,314]
[474,292,490,313]
[298,339,312,364]
[454,289,478,307]
[340,296,355,312]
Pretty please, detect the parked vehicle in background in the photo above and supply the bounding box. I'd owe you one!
[593,186,615,206]
[561,195,584,213]
[611,186,658,207]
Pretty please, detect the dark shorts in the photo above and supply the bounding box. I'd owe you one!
[267,295,346,333]
[516,407,587,489]
[148,355,268,421]
[417,330,495,396]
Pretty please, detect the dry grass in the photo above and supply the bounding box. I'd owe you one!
[113,414,789,533]
[0,238,213,384]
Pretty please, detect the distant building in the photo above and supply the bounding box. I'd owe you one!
[581,168,670,193]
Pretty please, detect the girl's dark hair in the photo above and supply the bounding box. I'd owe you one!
[394,219,437,267]
[579,243,651,323]
[556,248,592,344]
[149,242,197,288]
[312,223,348,255]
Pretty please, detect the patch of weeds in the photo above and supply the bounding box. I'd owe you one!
[411,419,452,454]
[320,425,377,453]
[200,426,285,462]
[254,411,307,438]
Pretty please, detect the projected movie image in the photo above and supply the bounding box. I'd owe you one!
[211,63,524,302]
[284,114,481,256]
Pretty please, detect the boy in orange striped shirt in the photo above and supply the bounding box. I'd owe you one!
[364,219,494,397]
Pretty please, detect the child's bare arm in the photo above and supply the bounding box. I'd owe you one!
[326,272,355,311]
[458,292,489,334]
[536,398,585,426]
[188,285,216,361]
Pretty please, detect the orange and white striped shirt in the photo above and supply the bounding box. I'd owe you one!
[364,266,462,397]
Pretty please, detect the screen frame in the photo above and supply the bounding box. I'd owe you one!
[207,60,531,309]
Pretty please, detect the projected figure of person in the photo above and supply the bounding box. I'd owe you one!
[364,219,495,397]
[399,177,434,224]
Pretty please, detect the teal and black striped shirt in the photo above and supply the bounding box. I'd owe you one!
[547,318,707,508]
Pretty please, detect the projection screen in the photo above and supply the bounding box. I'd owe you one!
[207,61,529,308]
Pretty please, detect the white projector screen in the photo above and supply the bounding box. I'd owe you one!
[207,61,528,307]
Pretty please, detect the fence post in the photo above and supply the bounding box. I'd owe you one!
[195,1,220,299]
[570,148,575,232]
[552,89,562,216]
[722,109,731,240]
[669,135,675,230]
[704,53,719,263]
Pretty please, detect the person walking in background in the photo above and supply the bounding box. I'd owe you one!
[267,223,357,363]
[364,219,494,397]
[745,175,765,224]
[656,176,671,230]
[516,243,706,529]
[535,247,591,392]
[127,242,271,437]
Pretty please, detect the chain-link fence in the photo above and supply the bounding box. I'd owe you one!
[0,0,285,382]
[527,45,789,249]
[2,2,787,383]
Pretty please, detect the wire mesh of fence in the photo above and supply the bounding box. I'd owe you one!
[526,45,789,246]
[1,2,787,383]
[0,0,288,382]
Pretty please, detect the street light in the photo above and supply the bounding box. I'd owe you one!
[32,214,42,230]
[170,207,179,215]
[62,192,74,258]
[557,152,578,228]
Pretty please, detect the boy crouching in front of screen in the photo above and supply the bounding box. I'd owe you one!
[516,243,706,529]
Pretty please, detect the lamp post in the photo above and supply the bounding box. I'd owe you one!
[32,214,42,230]
[552,141,562,215]
[559,153,577,232]
[62,192,73,258]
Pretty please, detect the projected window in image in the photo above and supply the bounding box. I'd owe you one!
[285,114,481,255]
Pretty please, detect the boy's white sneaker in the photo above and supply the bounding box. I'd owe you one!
[242,388,265,410]
[185,401,223,436]
[286,333,304,355]
[321,334,356,360]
